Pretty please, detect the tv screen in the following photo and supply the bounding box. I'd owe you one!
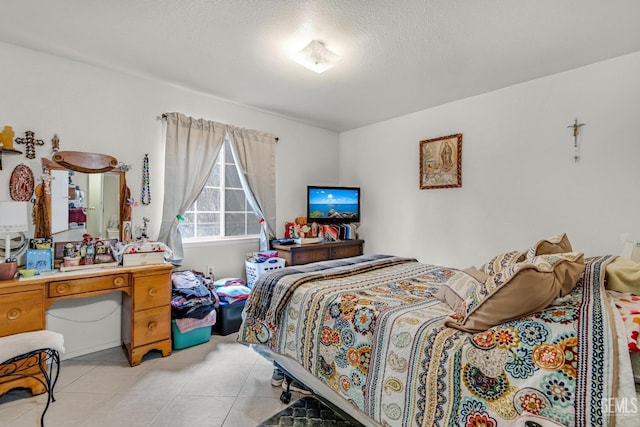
[307,186,360,223]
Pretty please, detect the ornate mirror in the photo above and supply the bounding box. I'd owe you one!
[34,151,131,240]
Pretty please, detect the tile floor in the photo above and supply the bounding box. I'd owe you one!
[0,333,294,427]
[1,334,639,427]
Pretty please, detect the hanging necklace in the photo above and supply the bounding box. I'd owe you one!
[141,153,151,205]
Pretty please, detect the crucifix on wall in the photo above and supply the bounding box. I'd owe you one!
[15,130,44,159]
[567,118,586,163]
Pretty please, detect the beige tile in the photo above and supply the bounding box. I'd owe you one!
[69,346,128,363]
[5,392,109,427]
[149,395,235,427]
[125,362,194,398]
[0,337,285,427]
[61,360,152,395]
[0,390,43,427]
[238,361,283,398]
[223,396,288,427]
[76,393,171,427]
[55,359,102,391]
[178,362,251,397]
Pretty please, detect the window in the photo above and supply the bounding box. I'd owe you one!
[179,140,261,241]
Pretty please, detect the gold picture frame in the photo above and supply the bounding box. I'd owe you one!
[419,133,462,189]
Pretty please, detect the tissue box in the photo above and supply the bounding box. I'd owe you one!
[122,251,165,267]
[119,241,168,266]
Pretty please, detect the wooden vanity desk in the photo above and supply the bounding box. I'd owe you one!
[0,263,173,375]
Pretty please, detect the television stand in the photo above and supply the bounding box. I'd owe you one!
[272,239,364,266]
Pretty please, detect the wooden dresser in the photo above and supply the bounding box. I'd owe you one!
[0,263,172,396]
[273,239,364,266]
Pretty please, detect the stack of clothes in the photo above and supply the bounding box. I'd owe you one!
[171,270,219,334]
[213,278,252,305]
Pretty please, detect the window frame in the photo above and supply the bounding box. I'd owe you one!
[180,139,261,244]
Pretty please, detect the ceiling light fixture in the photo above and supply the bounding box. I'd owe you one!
[293,40,341,74]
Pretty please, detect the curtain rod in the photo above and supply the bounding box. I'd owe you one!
[160,113,278,142]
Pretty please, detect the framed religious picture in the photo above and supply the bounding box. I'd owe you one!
[419,133,462,189]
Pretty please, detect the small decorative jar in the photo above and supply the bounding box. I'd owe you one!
[63,256,81,267]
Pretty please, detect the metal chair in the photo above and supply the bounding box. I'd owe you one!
[0,331,64,427]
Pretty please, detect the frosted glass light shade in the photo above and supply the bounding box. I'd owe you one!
[293,40,341,74]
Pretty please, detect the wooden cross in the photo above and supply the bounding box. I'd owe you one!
[15,130,44,159]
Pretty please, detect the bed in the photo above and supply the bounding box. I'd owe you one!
[238,235,638,427]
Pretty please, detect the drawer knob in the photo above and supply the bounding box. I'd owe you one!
[147,322,157,331]
[7,308,21,320]
[56,283,70,294]
[148,288,157,297]
[113,277,124,286]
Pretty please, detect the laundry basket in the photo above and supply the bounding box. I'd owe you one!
[245,257,285,288]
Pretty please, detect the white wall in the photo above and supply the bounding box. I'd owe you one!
[0,41,339,277]
[339,51,640,269]
[0,42,338,357]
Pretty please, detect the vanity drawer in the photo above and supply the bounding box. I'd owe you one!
[132,306,171,347]
[0,290,44,336]
[48,274,130,298]
[133,274,171,311]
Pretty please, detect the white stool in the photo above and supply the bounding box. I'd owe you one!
[0,331,65,426]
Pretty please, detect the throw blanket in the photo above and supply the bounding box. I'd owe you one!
[239,255,618,426]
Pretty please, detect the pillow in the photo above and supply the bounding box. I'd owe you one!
[435,268,486,310]
[445,252,585,333]
[526,232,573,260]
[479,250,525,276]
[463,267,489,284]
[605,257,640,295]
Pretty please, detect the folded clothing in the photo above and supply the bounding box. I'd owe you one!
[174,309,217,334]
[171,270,218,320]
[214,278,252,304]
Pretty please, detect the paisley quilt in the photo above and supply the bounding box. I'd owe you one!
[239,255,619,426]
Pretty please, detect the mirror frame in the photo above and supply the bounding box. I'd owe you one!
[34,151,131,240]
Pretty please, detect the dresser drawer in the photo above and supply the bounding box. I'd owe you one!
[331,244,362,259]
[48,274,129,298]
[0,290,44,335]
[133,274,171,311]
[291,247,330,265]
[132,306,171,347]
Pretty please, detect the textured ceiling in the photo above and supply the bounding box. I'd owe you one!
[1,0,639,132]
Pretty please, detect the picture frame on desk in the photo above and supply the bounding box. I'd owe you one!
[25,248,53,273]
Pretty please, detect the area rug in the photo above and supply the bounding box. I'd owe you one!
[257,396,363,427]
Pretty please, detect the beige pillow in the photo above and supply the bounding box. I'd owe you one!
[479,250,525,276]
[445,252,585,333]
[435,268,486,310]
[526,233,573,259]
[605,257,640,294]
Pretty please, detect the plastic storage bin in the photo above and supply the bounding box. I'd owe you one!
[171,320,211,350]
[213,301,246,336]
[245,257,285,288]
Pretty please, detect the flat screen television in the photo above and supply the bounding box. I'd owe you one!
[307,186,360,223]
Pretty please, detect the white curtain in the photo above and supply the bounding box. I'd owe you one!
[157,112,226,263]
[226,126,277,251]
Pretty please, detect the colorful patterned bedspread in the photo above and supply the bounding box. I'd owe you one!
[239,255,618,426]
[608,290,640,352]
